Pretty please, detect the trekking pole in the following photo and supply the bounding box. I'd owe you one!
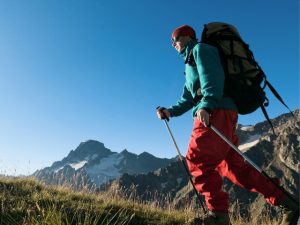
[157,107,207,214]
[209,124,299,205]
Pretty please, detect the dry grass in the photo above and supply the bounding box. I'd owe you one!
[0,176,280,225]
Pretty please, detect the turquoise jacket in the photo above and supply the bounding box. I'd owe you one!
[168,39,237,117]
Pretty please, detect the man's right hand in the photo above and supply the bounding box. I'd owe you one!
[156,107,171,120]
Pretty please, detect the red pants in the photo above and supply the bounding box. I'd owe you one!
[186,109,285,212]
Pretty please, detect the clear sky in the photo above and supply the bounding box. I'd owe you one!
[0,0,299,176]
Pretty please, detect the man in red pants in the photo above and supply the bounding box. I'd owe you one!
[157,25,299,225]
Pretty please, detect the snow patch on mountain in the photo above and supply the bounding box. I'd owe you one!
[239,134,261,152]
[86,153,124,185]
[87,153,123,176]
[240,125,254,132]
[55,167,64,173]
[70,160,88,170]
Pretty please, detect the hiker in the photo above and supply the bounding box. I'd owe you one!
[156,25,299,225]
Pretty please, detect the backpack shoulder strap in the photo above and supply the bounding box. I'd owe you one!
[185,43,200,66]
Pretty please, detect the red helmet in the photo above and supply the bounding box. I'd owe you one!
[172,25,196,41]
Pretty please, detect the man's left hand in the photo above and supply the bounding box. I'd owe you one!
[196,109,210,127]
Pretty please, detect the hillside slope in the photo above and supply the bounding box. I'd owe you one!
[0,177,193,225]
[0,177,282,225]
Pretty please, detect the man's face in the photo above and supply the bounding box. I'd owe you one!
[172,36,191,52]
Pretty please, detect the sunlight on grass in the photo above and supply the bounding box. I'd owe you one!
[0,176,280,225]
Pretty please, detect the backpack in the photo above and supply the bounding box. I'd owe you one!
[188,22,293,133]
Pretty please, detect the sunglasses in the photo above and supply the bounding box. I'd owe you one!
[171,36,181,45]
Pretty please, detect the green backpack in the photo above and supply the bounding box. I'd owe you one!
[189,22,293,132]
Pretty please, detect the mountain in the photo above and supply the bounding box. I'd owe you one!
[33,140,173,189]
[107,109,300,218]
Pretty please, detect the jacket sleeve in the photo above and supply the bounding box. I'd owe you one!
[193,44,225,112]
[167,85,194,117]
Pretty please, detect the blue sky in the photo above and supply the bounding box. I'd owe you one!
[0,0,299,175]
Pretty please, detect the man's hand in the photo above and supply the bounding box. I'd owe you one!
[156,107,171,120]
[196,109,210,127]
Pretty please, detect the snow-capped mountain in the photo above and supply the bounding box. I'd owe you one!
[33,140,173,188]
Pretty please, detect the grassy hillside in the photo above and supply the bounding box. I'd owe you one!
[0,176,196,225]
[0,177,279,225]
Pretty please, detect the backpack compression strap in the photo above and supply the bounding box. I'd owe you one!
[261,103,276,134]
[265,80,294,117]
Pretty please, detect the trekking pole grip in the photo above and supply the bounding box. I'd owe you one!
[156,106,169,121]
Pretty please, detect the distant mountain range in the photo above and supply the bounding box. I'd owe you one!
[33,109,299,218]
[33,140,173,188]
